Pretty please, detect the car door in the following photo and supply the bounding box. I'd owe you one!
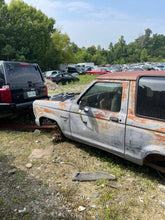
[69,80,129,157]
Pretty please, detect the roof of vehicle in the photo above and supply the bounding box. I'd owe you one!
[97,71,165,81]
[0,61,37,65]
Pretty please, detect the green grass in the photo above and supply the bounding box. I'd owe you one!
[48,74,98,95]
[77,74,98,84]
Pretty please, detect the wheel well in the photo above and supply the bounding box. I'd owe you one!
[39,117,65,142]
[144,154,165,173]
[40,117,56,126]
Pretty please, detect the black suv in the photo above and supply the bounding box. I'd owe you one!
[0,61,48,118]
[64,67,86,75]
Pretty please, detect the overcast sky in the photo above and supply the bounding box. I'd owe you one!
[5,0,165,49]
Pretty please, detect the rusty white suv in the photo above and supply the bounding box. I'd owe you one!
[33,71,165,174]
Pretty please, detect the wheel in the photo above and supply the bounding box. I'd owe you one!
[156,170,165,181]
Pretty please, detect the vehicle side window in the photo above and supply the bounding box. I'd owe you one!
[136,76,165,120]
[79,82,122,112]
[0,65,5,88]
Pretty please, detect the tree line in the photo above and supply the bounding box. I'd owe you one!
[1,0,165,71]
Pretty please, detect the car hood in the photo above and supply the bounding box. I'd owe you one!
[50,92,80,102]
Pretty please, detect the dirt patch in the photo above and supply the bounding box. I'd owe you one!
[44,78,58,91]
[29,148,53,159]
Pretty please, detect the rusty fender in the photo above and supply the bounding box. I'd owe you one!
[33,99,72,138]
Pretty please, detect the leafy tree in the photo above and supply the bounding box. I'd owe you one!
[140,48,148,62]
[7,0,55,68]
[149,34,165,59]
[71,42,79,53]
[0,1,13,60]
[92,53,105,65]
[112,36,127,62]
[108,42,114,51]
[74,49,92,63]
[0,0,5,7]
[44,31,75,70]
[87,45,97,56]
[136,28,152,51]
[2,44,15,60]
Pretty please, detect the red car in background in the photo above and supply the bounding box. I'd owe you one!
[87,67,110,75]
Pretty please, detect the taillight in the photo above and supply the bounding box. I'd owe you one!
[50,77,53,81]
[0,85,12,103]
[45,85,48,96]
[20,62,29,66]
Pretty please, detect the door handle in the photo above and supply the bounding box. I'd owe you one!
[60,115,68,120]
[84,107,89,112]
[110,117,119,122]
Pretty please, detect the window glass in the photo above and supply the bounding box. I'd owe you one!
[137,76,165,120]
[5,63,43,87]
[80,82,122,112]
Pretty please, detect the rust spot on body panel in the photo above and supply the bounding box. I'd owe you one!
[122,81,129,101]
[59,101,68,107]
[94,113,106,118]
[128,115,149,124]
[128,81,136,115]
[44,108,56,114]
[100,122,109,130]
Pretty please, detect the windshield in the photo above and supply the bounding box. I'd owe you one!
[51,73,59,77]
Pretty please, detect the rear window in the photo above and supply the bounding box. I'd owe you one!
[5,63,43,88]
[136,76,165,120]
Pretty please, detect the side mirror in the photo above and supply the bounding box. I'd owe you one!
[79,100,89,112]
[79,100,85,110]
[79,97,88,110]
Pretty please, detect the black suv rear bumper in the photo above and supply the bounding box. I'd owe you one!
[0,96,49,118]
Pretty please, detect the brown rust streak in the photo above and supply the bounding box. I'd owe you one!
[44,108,56,114]
[36,106,56,115]
[128,81,136,115]
[122,81,129,102]
[38,112,44,118]
[128,114,149,124]
[58,101,68,109]
[128,112,165,131]
[94,113,106,118]
[98,119,120,132]
[152,132,165,146]
[157,127,165,133]
[100,123,109,130]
